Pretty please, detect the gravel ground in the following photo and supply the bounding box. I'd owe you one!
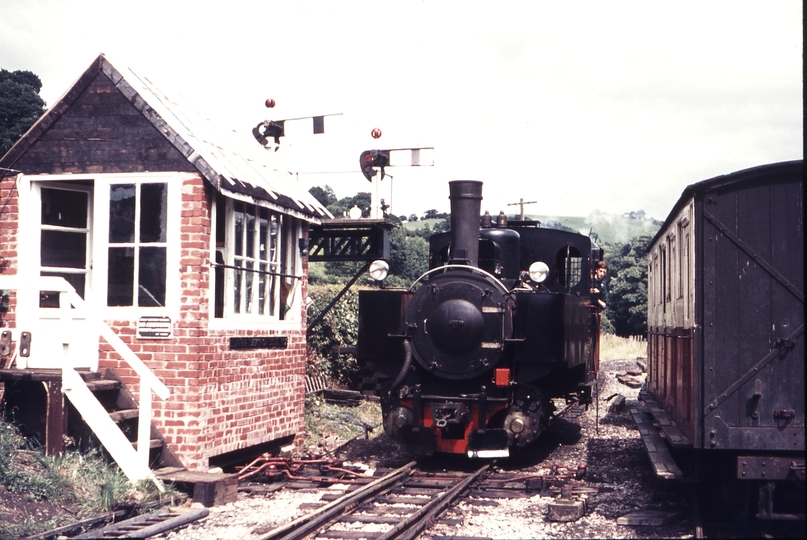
[157,358,699,540]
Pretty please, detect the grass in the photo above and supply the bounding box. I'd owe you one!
[0,418,178,539]
[600,333,647,361]
[303,394,383,452]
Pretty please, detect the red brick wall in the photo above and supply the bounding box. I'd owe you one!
[1,172,308,470]
[0,174,20,331]
[0,173,20,391]
[99,176,308,469]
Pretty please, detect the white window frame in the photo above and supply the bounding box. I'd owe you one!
[209,194,303,330]
[94,173,181,319]
[18,173,182,320]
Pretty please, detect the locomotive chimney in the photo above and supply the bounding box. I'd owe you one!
[449,180,483,267]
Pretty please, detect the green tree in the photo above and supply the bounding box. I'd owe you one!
[387,226,429,284]
[309,185,337,207]
[327,192,371,218]
[602,235,651,337]
[1,69,46,156]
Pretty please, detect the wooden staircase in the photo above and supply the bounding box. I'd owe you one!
[0,367,183,475]
[0,276,173,489]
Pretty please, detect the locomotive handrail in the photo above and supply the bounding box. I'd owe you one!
[408,265,510,294]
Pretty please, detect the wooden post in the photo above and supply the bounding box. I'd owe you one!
[45,380,65,456]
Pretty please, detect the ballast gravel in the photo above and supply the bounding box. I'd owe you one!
[156,358,698,540]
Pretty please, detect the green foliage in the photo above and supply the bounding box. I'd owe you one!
[0,421,71,502]
[388,226,429,283]
[602,235,652,337]
[599,333,647,361]
[0,419,176,539]
[326,191,372,218]
[0,68,46,156]
[309,185,337,207]
[302,394,382,450]
[307,283,360,384]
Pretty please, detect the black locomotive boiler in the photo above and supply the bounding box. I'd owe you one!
[357,181,603,457]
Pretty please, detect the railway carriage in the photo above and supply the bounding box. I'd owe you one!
[644,160,804,520]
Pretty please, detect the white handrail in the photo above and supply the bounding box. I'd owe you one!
[0,275,170,485]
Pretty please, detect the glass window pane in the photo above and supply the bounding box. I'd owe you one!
[41,188,87,228]
[41,230,86,268]
[138,247,166,307]
[259,213,269,261]
[40,272,85,307]
[269,216,279,270]
[140,183,167,243]
[108,247,134,306]
[234,202,245,257]
[259,263,267,315]
[245,261,254,313]
[269,275,277,317]
[233,261,242,313]
[109,184,136,243]
[246,210,256,259]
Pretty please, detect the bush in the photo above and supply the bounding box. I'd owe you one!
[306,284,360,385]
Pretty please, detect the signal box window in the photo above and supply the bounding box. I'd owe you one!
[107,182,168,307]
[214,197,301,321]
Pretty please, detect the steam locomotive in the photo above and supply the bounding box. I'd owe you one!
[357,181,604,458]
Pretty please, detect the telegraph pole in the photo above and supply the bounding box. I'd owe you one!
[508,198,537,220]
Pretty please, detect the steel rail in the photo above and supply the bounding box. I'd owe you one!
[255,461,417,540]
[377,463,492,540]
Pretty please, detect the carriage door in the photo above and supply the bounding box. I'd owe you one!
[19,182,98,369]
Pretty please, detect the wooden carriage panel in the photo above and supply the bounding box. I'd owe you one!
[701,173,803,451]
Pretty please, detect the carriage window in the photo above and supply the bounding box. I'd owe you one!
[214,198,301,321]
[669,234,676,301]
[556,245,582,289]
[660,245,667,310]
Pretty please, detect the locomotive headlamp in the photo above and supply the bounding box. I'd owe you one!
[528,261,550,283]
[368,260,389,281]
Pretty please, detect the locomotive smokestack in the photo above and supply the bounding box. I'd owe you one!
[449,180,483,267]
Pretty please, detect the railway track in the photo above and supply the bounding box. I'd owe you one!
[255,461,491,540]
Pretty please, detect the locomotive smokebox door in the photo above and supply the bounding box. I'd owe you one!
[406,272,512,380]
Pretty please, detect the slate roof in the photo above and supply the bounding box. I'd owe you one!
[0,54,330,221]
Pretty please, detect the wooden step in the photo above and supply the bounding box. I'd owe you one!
[131,438,164,450]
[630,406,685,480]
[108,408,139,422]
[84,379,120,392]
[638,390,692,448]
[154,468,239,506]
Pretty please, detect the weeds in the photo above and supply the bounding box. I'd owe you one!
[303,394,382,451]
[0,418,176,539]
[600,333,647,361]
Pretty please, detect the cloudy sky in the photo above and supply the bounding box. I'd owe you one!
[1,0,802,221]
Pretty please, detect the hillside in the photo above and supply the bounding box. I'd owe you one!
[401,211,660,245]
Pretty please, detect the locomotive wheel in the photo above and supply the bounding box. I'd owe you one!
[504,386,548,447]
